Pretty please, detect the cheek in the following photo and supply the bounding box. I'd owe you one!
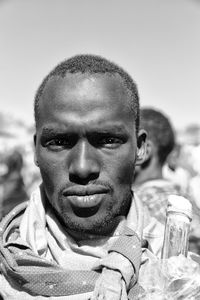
[37,151,63,191]
[38,148,63,174]
[116,160,135,185]
[105,153,135,186]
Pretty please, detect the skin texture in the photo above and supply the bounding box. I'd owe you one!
[34,73,146,238]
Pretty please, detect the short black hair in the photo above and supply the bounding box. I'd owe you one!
[140,107,175,165]
[34,54,140,132]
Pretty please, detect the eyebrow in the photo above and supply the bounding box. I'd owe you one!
[41,128,60,135]
[89,125,128,135]
[41,123,129,137]
[40,128,66,140]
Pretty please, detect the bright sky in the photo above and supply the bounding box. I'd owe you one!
[0,0,200,129]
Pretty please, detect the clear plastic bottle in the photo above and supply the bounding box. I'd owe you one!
[161,195,192,259]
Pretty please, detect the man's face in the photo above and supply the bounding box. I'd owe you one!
[35,73,145,235]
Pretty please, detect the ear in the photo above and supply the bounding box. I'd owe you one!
[135,129,147,166]
[145,140,154,161]
[33,134,39,167]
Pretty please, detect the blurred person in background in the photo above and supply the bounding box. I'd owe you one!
[134,107,182,256]
[164,142,200,255]
[186,144,200,208]
[0,149,28,220]
[183,144,200,255]
[163,143,191,195]
[0,153,7,218]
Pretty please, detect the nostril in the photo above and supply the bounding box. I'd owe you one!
[69,172,99,185]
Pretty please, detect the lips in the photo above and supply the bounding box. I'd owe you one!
[62,185,109,208]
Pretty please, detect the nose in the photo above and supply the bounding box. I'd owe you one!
[68,140,100,184]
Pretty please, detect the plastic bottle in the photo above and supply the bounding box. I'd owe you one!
[161,195,192,259]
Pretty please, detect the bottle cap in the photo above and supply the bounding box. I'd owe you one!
[167,195,192,220]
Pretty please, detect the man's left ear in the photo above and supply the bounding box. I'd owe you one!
[135,129,147,166]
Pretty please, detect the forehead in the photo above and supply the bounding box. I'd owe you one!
[42,72,131,104]
[37,73,135,128]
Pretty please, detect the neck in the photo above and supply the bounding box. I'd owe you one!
[134,160,163,186]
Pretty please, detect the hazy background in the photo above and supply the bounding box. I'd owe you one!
[0,0,200,130]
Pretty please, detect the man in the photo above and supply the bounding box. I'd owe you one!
[134,107,181,256]
[0,54,148,299]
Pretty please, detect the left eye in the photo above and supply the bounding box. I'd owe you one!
[96,136,123,148]
[102,137,120,143]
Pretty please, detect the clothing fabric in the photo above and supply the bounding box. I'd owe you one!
[163,164,191,196]
[135,179,181,225]
[0,186,147,299]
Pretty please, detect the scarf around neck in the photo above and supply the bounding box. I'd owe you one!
[0,186,144,298]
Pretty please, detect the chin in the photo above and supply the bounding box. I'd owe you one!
[61,210,118,236]
[53,191,132,235]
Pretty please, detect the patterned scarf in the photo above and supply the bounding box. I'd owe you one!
[0,186,144,298]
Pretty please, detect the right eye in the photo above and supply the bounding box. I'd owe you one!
[44,138,75,151]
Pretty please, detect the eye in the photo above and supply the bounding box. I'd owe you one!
[96,136,124,149]
[45,138,75,151]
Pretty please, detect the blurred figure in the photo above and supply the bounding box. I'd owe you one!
[164,142,200,255]
[134,107,181,256]
[186,144,200,208]
[184,144,200,255]
[0,149,28,219]
[163,144,194,195]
